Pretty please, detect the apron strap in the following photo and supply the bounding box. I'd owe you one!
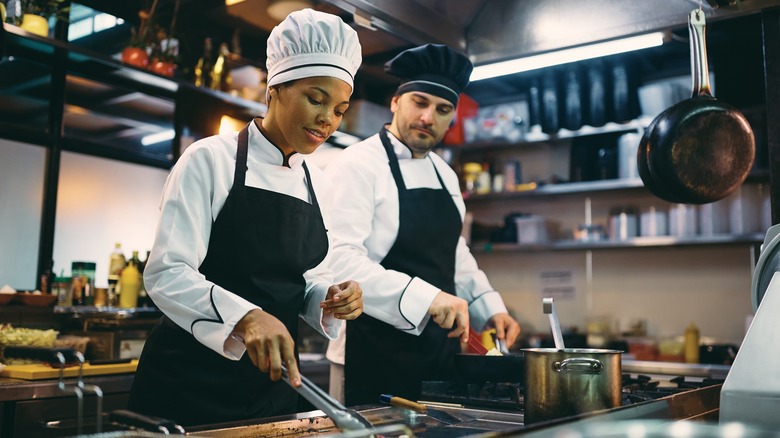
[234,123,251,190]
[302,162,319,207]
[379,128,407,191]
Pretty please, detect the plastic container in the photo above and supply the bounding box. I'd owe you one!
[608,207,638,240]
[119,261,140,309]
[685,323,700,364]
[514,215,552,245]
[640,206,667,237]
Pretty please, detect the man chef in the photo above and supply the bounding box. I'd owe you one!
[325,44,522,405]
[129,9,364,426]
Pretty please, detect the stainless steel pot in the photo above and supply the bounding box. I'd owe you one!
[523,348,622,424]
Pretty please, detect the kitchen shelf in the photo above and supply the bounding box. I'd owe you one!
[451,116,654,152]
[465,178,647,202]
[472,233,764,253]
[4,23,178,97]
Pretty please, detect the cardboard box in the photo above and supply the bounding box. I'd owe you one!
[341,100,393,139]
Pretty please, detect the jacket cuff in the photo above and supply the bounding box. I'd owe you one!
[301,284,343,339]
[400,277,440,332]
[190,285,260,360]
[468,291,508,331]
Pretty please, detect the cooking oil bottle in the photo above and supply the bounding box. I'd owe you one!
[119,256,140,309]
[684,322,700,363]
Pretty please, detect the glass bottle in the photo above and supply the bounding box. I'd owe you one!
[210,42,232,92]
[194,37,213,88]
[107,243,124,307]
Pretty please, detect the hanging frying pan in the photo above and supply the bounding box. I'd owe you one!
[638,9,755,204]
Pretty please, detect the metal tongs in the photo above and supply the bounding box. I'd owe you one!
[281,365,373,433]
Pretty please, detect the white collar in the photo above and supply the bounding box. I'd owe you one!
[248,119,305,168]
[385,129,422,160]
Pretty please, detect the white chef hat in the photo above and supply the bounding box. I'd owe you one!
[266,9,362,91]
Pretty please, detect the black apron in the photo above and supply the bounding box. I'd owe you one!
[128,123,329,426]
[345,128,463,406]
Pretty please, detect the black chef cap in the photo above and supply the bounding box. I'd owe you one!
[384,44,473,106]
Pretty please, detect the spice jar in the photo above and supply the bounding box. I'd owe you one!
[71,261,96,306]
[52,276,72,307]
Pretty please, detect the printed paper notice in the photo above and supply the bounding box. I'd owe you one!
[538,270,576,300]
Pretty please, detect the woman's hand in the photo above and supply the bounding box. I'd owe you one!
[232,309,300,386]
[320,280,363,320]
[485,313,521,348]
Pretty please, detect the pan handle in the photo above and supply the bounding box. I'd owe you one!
[688,9,712,98]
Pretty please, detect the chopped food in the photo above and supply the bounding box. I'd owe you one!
[486,347,503,356]
[0,324,59,364]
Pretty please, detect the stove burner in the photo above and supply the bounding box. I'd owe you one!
[422,375,727,413]
[421,381,523,411]
[622,373,660,390]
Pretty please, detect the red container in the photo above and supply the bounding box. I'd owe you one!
[443,93,479,145]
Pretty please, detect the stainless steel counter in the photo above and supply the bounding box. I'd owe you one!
[622,359,731,380]
[0,373,135,402]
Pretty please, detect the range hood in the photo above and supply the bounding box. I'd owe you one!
[323,0,780,65]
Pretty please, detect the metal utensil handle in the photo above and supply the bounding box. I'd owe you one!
[282,364,348,410]
[74,351,104,433]
[54,352,84,435]
[689,9,711,97]
[543,298,565,350]
[281,365,370,431]
[553,358,603,374]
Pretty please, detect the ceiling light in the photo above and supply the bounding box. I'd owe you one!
[141,129,175,146]
[225,0,246,5]
[470,32,665,82]
[267,0,314,22]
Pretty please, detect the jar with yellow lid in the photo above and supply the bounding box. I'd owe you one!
[462,162,483,195]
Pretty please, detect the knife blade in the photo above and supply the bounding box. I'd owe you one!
[379,394,462,425]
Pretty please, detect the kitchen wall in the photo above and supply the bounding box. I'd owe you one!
[0,139,45,290]
[476,245,755,346]
[0,143,169,290]
[53,152,168,287]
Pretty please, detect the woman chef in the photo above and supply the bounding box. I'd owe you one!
[128,9,364,427]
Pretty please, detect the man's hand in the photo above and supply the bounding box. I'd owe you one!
[232,309,300,387]
[485,313,521,348]
[428,291,469,343]
[320,280,363,320]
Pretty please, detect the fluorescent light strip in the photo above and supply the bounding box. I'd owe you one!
[141,129,176,146]
[470,32,665,82]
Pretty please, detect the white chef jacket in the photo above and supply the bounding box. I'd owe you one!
[325,130,508,365]
[144,120,341,361]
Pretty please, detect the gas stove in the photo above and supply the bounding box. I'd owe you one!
[419,373,725,414]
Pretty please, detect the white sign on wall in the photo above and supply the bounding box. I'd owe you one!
[538,270,577,301]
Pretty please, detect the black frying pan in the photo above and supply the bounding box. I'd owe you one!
[454,353,525,383]
[638,9,755,204]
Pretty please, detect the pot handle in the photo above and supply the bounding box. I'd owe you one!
[553,358,603,374]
